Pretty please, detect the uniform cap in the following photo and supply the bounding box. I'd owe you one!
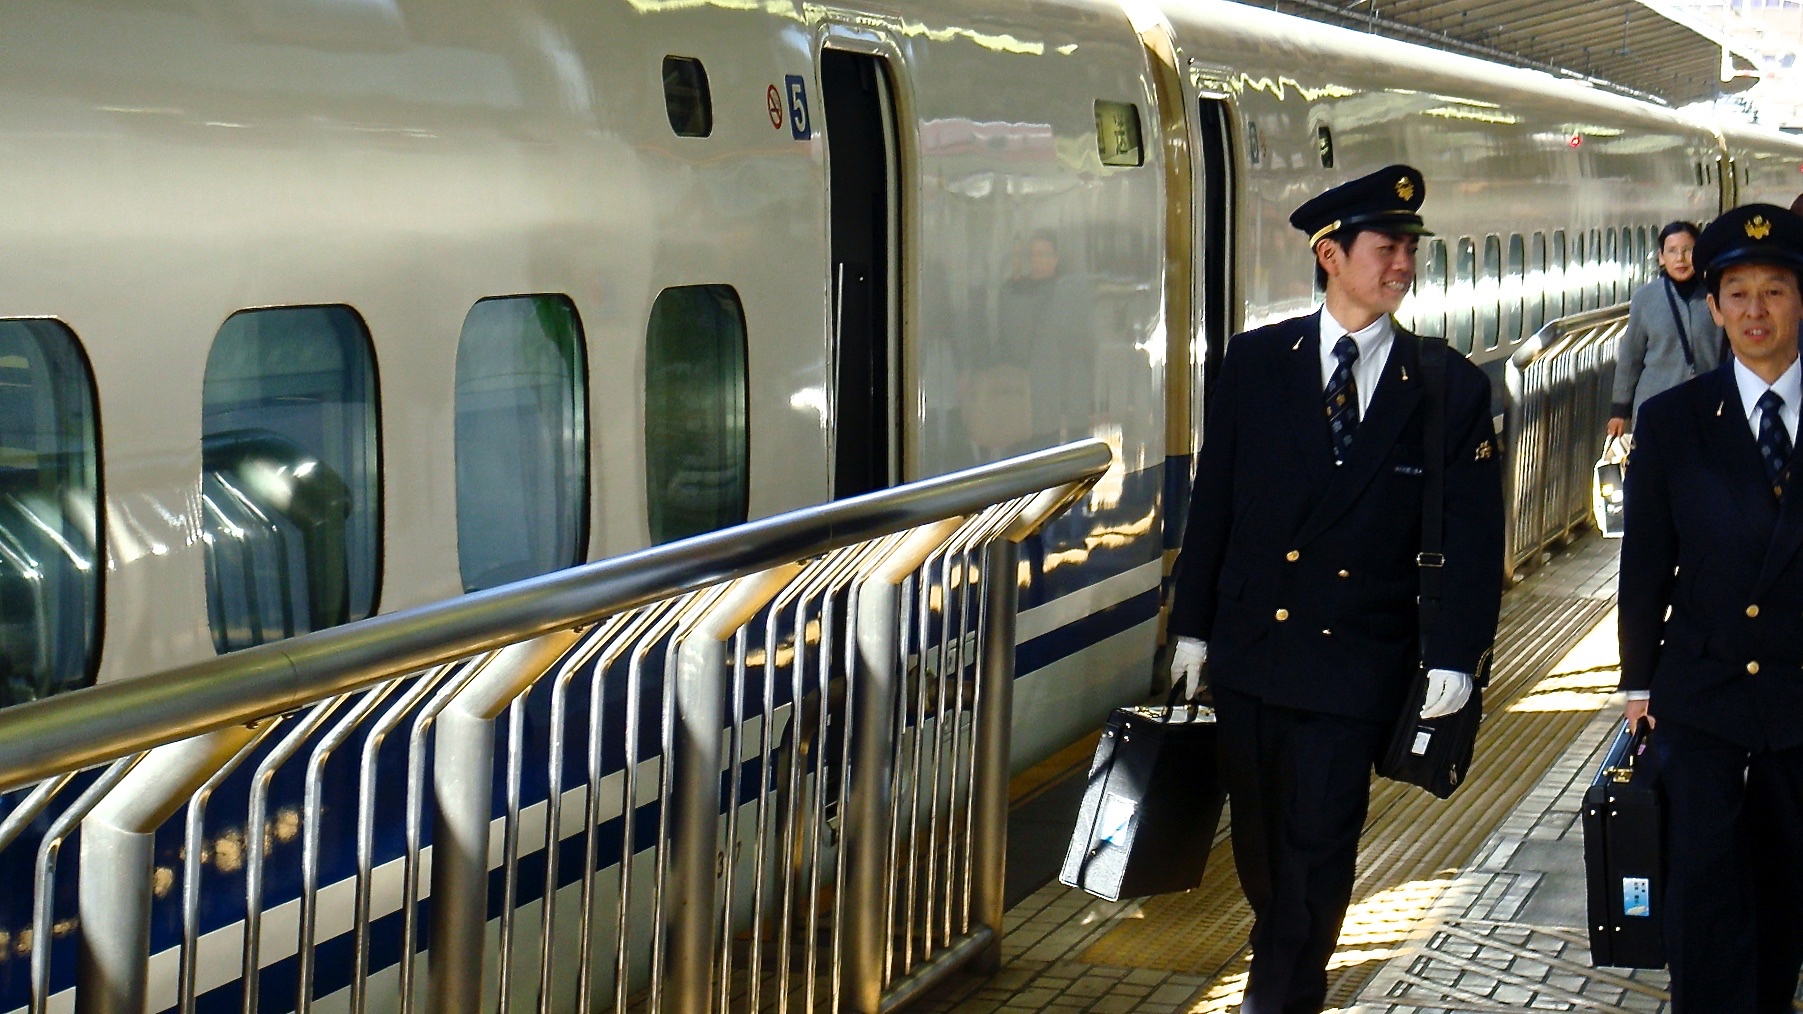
[1696,204,1803,279]
[1289,164,1433,246]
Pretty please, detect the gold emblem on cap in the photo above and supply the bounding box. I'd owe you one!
[1395,177,1415,202]
[1747,215,1773,240]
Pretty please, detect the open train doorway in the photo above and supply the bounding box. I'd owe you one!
[822,49,901,498]
[1195,97,1234,411]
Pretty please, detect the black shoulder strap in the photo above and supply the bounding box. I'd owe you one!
[1419,336,1448,663]
[1661,276,1697,372]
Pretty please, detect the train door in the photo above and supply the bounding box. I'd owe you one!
[1193,97,1235,423]
[821,49,901,497]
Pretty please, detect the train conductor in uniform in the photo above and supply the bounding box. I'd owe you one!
[1167,165,1504,1013]
[1618,203,1803,1012]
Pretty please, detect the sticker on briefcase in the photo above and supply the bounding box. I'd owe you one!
[1622,877,1652,918]
[1098,793,1137,845]
[1411,728,1433,755]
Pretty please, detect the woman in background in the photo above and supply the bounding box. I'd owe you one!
[1607,221,1723,438]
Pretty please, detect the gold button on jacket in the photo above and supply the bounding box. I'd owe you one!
[1746,604,1760,618]
[1748,661,1761,675]
[1275,608,1290,622]
[1285,550,1300,562]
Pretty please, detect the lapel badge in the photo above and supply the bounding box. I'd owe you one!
[1395,177,1415,202]
[1474,439,1495,461]
[1747,215,1773,240]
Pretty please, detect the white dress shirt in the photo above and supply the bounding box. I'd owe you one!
[1318,307,1395,417]
[1731,354,1803,445]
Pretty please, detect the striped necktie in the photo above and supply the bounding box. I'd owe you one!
[1326,336,1360,463]
[1757,389,1792,499]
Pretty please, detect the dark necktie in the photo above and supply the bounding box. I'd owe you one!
[1325,336,1360,463]
[1757,389,1792,499]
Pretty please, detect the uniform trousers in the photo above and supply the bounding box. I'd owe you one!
[1659,720,1803,1012]
[1213,685,1390,1014]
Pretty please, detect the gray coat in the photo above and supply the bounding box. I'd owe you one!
[1611,276,1722,424]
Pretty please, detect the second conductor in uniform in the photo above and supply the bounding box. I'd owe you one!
[1167,166,1504,1013]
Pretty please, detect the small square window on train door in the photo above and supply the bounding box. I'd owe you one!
[1315,125,1334,168]
[1095,100,1143,167]
[663,56,713,137]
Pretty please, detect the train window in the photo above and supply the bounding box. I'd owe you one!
[1695,162,1705,187]
[1414,239,1447,338]
[1504,234,1525,346]
[663,56,713,137]
[0,320,100,708]
[1095,100,1143,167]
[1247,121,1262,165]
[1527,232,1548,336]
[1452,238,1476,354]
[1591,230,1604,308]
[455,295,589,593]
[1635,226,1650,287]
[1603,229,1618,304]
[1551,230,1567,321]
[1315,125,1334,169]
[1570,231,1588,312]
[645,285,749,545]
[1479,235,1502,351]
[202,306,380,654]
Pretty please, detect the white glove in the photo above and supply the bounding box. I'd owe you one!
[1419,668,1473,719]
[1171,637,1208,700]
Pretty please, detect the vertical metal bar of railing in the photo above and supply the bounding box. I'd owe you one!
[428,631,584,1014]
[842,521,965,1013]
[76,730,257,1014]
[664,568,800,1014]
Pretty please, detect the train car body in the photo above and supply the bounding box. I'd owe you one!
[0,0,1801,1009]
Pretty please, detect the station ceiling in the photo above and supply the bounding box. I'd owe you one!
[1275,0,1760,106]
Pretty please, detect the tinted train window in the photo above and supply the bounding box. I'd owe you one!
[1505,234,1525,346]
[1480,235,1502,351]
[0,320,99,707]
[1604,230,1618,304]
[663,56,713,137]
[1452,238,1476,354]
[202,306,380,653]
[1571,232,1588,312]
[1095,101,1143,167]
[1415,239,1447,338]
[1315,125,1334,168]
[1635,227,1650,286]
[1593,229,1608,308]
[455,296,589,592]
[1551,230,1568,320]
[1528,232,1548,336]
[645,285,748,545]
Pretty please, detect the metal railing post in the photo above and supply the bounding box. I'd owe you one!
[843,521,964,1012]
[969,540,1018,977]
[76,728,259,1014]
[428,631,582,1014]
[665,569,799,1013]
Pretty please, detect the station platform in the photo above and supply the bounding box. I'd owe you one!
[903,531,1792,1013]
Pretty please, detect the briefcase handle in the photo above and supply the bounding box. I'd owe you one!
[1605,718,1656,784]
[1163,680,1207,722]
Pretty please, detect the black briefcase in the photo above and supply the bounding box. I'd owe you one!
[1583,720,1664,969]
[1058,692,1224,901]
[1593,440,1628,539]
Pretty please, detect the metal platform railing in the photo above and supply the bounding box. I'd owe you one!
[0,439,1112,1014]
[1503,304,1628,574]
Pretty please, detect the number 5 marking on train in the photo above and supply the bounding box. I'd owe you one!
[786,74,812,140]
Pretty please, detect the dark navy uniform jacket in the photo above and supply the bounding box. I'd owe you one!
[1169,312,1505,723]
[1620,363,1803,752]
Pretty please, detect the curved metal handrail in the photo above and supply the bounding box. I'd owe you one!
[0,439,1113,792]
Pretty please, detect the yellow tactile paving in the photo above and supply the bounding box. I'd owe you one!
[1077,593,1618,1011]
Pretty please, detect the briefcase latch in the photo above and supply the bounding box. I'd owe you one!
[1416,552,1445,568]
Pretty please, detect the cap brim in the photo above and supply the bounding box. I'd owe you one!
[1338,212,1432,238]
[1706,246,1803,276]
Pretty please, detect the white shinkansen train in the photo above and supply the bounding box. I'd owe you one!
[1,0,1802,1007]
